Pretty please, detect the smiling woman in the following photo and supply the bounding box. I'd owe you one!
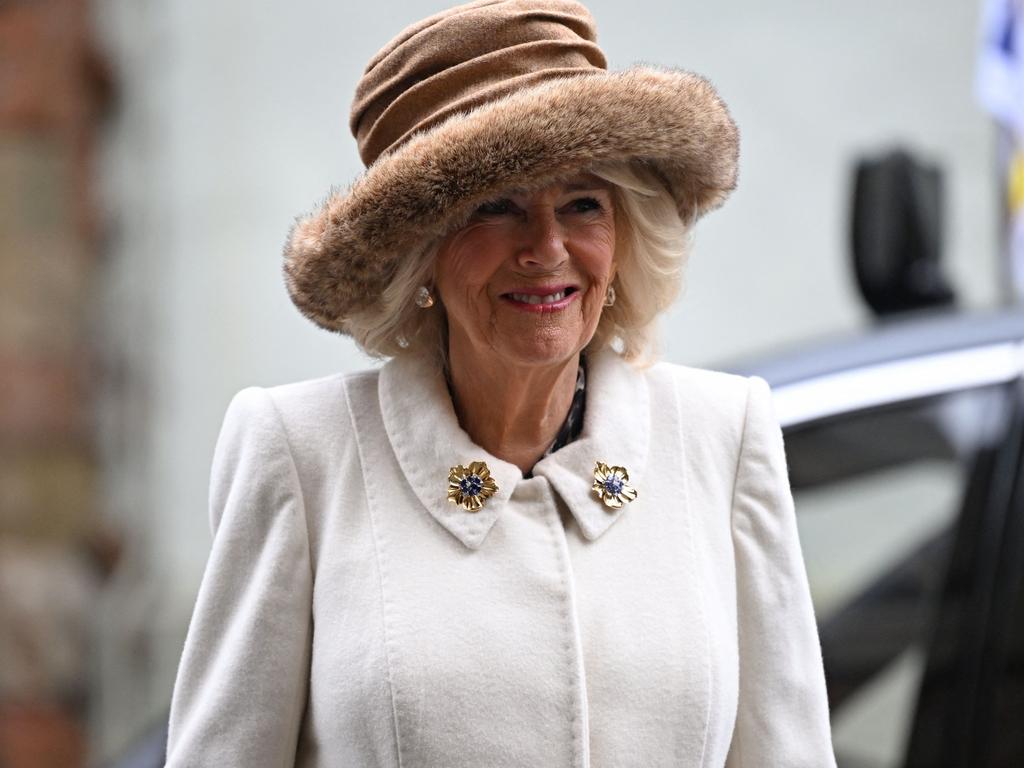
[166,1,838,766]
[435,172,618,472]
[346,160,692,364]
[437,173,616,357]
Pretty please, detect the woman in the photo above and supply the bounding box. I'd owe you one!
[166,1,837,766]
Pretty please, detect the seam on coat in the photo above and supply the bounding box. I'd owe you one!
[257,386,315,763]
[726,376,755,768]
[671,368,713,768]
[728,377,755,532]
[342,374,405,768]
[543,487,586,768]
[263,387,315,584]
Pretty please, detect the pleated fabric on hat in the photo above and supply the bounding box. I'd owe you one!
[350,0,608,166]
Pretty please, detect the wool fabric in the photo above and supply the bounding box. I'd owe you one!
[166,349,837,767]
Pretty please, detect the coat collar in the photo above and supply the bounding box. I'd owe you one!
[378,348,651,550]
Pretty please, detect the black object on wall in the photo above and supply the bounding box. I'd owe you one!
[851,148,956,317]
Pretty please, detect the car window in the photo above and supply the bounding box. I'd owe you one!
[784,382,1015,768]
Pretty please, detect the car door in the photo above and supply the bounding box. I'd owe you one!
[778,370,1023,767]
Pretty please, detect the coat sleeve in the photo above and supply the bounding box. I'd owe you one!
[166,386,313,767]
[725,375,837,768]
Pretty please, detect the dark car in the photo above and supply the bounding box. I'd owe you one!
[726,305,1024,768]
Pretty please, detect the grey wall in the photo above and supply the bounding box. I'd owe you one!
[92,0,996,759]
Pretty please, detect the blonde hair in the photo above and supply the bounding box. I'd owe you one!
[343,159,692,364]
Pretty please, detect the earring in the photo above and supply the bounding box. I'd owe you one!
[604,285,616,307]
[415,285,435,308]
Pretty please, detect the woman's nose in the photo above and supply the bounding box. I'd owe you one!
[515,209,569,271]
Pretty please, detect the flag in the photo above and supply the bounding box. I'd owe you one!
[976,0,1024,300]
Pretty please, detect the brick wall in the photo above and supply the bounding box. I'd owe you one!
[0,1,115,766]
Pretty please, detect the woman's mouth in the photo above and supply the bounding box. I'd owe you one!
[501,286,579,312]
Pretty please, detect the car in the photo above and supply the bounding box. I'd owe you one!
[724,305,1024,768]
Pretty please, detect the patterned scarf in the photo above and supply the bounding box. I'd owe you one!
[541,355,587,458]
[525,354,587,478]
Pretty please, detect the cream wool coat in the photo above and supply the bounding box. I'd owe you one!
[166,348,837,768]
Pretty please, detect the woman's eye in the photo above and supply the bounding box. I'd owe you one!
[568,197,603,213]
[475,199,515,216]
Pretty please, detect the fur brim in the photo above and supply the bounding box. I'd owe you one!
[283,66,739,333]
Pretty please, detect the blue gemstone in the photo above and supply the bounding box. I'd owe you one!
[603,477,624,495]
[460,474,484,496]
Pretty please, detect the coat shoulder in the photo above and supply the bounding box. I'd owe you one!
[231,368,382,462]
[263,368,378,421]
[643,360,756,458]
[641,361,757,501]
[646,360,751,417]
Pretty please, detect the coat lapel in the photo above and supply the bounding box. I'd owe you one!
[532,349,650,541]
[377,348,651,549]
[377,349,521,550]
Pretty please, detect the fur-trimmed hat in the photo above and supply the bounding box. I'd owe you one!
[283,0,739,334]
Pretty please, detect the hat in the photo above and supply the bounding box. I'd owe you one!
[283,0,739,334]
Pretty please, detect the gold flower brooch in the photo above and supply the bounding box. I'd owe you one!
[592,461,638,509]
[447,461,498,512]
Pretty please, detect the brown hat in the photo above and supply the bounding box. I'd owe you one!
[283,0,739,335]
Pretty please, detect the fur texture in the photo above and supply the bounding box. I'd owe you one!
[283,66,739,334]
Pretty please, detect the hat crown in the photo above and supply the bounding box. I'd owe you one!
[350,0,607,167]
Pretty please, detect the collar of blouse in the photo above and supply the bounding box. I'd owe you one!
[377,346,652,549]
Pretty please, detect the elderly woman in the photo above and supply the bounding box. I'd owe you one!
[166,1,836,766]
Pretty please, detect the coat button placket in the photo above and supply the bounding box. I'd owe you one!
[538,483,591,768]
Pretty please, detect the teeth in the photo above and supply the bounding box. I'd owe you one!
[509,290,567,304]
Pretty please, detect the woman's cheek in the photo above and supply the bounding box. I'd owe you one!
[584,284,603,324]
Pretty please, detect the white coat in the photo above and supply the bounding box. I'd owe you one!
[165,347,837,767]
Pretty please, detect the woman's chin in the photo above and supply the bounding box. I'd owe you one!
[448,312,598,371]
[490,331,591,369]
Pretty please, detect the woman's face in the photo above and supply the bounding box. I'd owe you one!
[434,172,617,370]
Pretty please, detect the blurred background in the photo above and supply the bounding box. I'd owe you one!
[3,0,1024,765]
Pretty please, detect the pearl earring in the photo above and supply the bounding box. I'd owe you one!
[415,286,435,308]
[604,285,616,307]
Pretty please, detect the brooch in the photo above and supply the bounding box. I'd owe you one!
[447,461,499,512]
[592,461,638,509]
